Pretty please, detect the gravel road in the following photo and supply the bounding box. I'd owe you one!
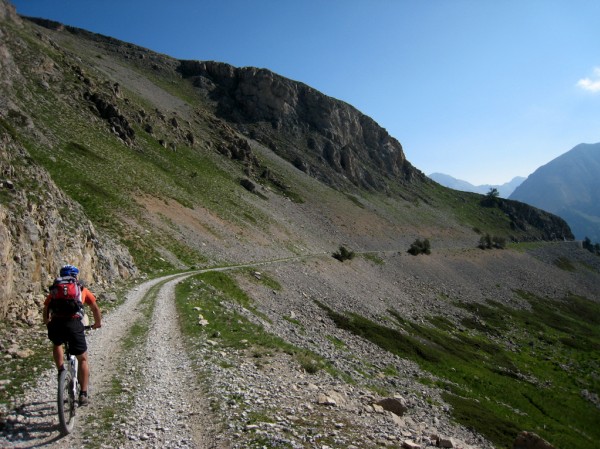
[0,272,225,449]
[113,273,226,449]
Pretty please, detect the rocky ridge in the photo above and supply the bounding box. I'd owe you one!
[179,60,423,192]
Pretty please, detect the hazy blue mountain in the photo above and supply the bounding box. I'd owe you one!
[509,143,600,241]
[429,173,525,198]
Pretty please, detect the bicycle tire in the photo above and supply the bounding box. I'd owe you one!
[57,369,76,434]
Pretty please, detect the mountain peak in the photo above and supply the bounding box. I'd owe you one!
[509,142,600,240]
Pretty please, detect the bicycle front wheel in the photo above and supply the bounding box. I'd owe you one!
[57,369,76,434]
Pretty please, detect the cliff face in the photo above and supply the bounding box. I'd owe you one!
[0,133,137,323]
[178,61,425,191]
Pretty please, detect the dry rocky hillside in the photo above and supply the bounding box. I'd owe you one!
[1,1,599,448]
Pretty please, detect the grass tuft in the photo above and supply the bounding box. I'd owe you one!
[176,272,329,373]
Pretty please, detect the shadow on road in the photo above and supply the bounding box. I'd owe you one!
[0,399,68,448]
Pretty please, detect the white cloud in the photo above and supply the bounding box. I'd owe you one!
[577,67,600,92]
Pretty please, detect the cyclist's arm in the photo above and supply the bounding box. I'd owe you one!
[89,300,102,329]
[83,289,102,329]
[42,304,49,324]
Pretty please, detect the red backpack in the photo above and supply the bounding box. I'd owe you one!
[49,276,84,318]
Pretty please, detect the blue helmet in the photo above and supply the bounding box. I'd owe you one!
[60,264,79,277]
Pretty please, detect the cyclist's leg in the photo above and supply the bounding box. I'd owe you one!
[47,320,66,370]
[52,344,64,370]
[76,352,89,392]
[67,320,89,392]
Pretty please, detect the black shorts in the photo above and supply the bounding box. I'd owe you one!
[47,319,87,356]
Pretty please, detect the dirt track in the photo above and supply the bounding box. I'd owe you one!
[0,272,220,449]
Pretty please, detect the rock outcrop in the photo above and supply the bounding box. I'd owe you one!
[498,198,574,241]
[0,132,137,324]
[177,60,426,191]
[84,90,136,145]
[0,0,19,24]
[0,4,137,324]
[513,431,557,449]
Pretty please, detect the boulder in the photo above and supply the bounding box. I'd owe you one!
[376,397,408,417]
[240,178,256,193]
[438,436,458,448]
[317,390,346,407]
[513,431,557,449]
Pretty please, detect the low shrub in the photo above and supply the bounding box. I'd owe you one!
[333,245,355,262]
[408,238,431,255]
[478,233,506,249]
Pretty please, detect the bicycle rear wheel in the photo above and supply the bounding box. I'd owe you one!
[57,369,76,434]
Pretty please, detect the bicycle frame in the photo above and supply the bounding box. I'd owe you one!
[65,347,79,401]
[57,344,78,435]
[56,325,91,435]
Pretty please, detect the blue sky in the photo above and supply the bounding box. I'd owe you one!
[10,0,600,185]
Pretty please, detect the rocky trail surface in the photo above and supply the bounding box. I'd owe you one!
[0,272,225,449]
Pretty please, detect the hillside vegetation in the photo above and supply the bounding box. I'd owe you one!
[1,3,599,448]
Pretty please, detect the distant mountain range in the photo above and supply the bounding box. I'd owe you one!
[430,143,600,242]
[509,143,600,242]
[428,173,525,198]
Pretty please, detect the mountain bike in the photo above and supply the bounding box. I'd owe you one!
[57,326,92,435]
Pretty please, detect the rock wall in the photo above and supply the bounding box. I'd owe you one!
[0,132,137,324]
[177,60,425,190]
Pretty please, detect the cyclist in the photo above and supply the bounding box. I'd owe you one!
[42,264,102,406]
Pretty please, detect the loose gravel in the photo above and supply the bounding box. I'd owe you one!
[0,273,216,449]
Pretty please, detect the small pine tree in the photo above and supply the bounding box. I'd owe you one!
[487,187,500,198]
[481,188,501,207]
